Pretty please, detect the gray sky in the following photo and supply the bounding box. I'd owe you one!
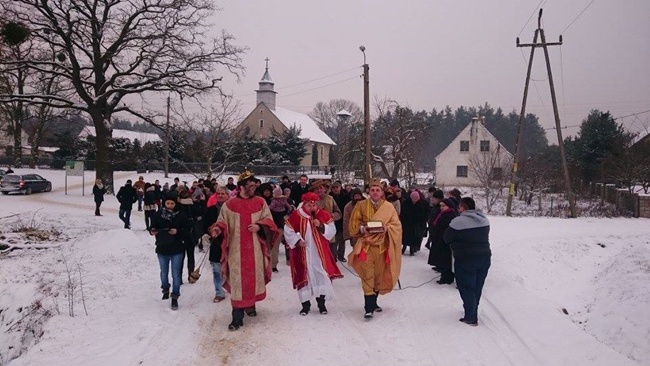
[210,0,650,139]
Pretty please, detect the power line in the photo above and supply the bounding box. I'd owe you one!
[233,66,360,98]
[613,109,650,121]
[561,0,596,34]
[281,75,360,98]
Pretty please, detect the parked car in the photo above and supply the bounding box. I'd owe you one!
[0,174,52,195]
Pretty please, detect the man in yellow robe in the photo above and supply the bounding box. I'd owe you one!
[348,178,402,319]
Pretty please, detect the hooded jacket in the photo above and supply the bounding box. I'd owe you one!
[443,209,491,258]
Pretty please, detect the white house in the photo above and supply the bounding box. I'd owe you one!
[434,117,513,187]
[234,62,335,167]
[78,126,162,144]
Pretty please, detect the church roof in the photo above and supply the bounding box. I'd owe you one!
[271,107,336,145]
[260,68,274,84]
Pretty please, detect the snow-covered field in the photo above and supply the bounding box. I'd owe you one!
[1,169,649,365]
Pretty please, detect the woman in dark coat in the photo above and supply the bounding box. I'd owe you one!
[143,183,157,230]
[427,198,458,284]
[400,191,429,256]
[92,179,107,216]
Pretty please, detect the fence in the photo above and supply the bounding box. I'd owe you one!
[592,182,650,218]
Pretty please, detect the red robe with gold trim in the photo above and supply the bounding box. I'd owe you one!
[285,208,343,290]
[211,195,279,308]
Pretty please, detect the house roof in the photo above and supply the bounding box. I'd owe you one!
[78,126,162,144]
[270,107,336,145]
[434,119,512,160]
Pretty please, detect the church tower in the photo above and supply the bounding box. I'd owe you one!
[255,58,277,110]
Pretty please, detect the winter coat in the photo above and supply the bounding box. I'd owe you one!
[444,209,491,258]
[400,198,429,247]
[116,184,138,210]
[144,186,157,211]
[427,208,457,267]
[150,208,189,255]
[330,192,351,231]
[92,184,107,203]
[207,203,224,262]
[269,197,292,229]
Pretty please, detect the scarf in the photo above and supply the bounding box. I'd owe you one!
[160,208,178,221]
[433,207,454,226]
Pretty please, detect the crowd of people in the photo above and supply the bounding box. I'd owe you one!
[92,172,491,330]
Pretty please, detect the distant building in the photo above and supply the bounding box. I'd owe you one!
[234,61,335,167]
[78,126,162,144]
[434,117,513,187]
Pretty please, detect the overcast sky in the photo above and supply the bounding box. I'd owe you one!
[204,0,650,139]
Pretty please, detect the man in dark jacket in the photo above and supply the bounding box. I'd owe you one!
[330,181,350,262]
[116,180,138,229]
[150,197,189,310]
[289,174,310,205]
[444,197,491,326]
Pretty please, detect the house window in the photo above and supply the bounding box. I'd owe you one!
[491,167,503,180]
[456,165,468,178]
[480,140,490,152]
[259,119,264,128]
[460,140,469,152]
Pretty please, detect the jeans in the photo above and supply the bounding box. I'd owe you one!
[137,196,144,211]
[454,255,491,322]
[119,209,132,228]
[158,252,183,298]
[211,261,225,297]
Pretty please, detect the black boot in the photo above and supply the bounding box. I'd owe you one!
[171,298,178,310]
[316,295,327,314]
[245,306,257,317]
[300,301,311,316]
[437,269,455,284]
[364,295,375,319]
[373,292,383,312]
[229,309,245,330]
[162,290,170,300]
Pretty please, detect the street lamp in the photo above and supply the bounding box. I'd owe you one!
[360,46,371,185]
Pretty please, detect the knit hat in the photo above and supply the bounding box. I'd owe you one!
[273,187,283,198]
[126,179,132,184]
[441,198,456,209]
[432,190,444,199]
[410,191,420,200]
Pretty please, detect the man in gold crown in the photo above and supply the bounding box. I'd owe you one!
[209,170,280,330]
[348,178,402,319]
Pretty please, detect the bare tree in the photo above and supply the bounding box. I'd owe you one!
[0,0,245,189]
[0,21,33,167]
[309,99,363,177]
[467,145,513,212]
[372,98,430,185]
[173,93,242,177]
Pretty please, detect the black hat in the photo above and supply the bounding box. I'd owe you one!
[432,190,444,199]
[126,179,132,184]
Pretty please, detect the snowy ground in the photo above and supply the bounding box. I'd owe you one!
[1,169,649,365]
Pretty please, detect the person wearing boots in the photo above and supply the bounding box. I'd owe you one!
[428,198,458,284]
[149,197,189,310]
[143,183,157,230]
[209,170,279,331]
[444,197,491,326]
[284,192,343,316]
[92,179,107,216]
[348,178,402,319]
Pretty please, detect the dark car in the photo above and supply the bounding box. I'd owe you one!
[0,174,52,195]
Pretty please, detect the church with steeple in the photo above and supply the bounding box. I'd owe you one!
[234,60,335,168]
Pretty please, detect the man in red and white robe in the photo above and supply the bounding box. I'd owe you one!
[284,192,343,315]
[210,172,279,330]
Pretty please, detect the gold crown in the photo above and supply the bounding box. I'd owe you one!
[237,169,254,183]
[369,178,382,187]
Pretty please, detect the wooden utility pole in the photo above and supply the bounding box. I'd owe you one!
[164,95,170,178]
[361,46,372,185]
[507,9,577,218]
